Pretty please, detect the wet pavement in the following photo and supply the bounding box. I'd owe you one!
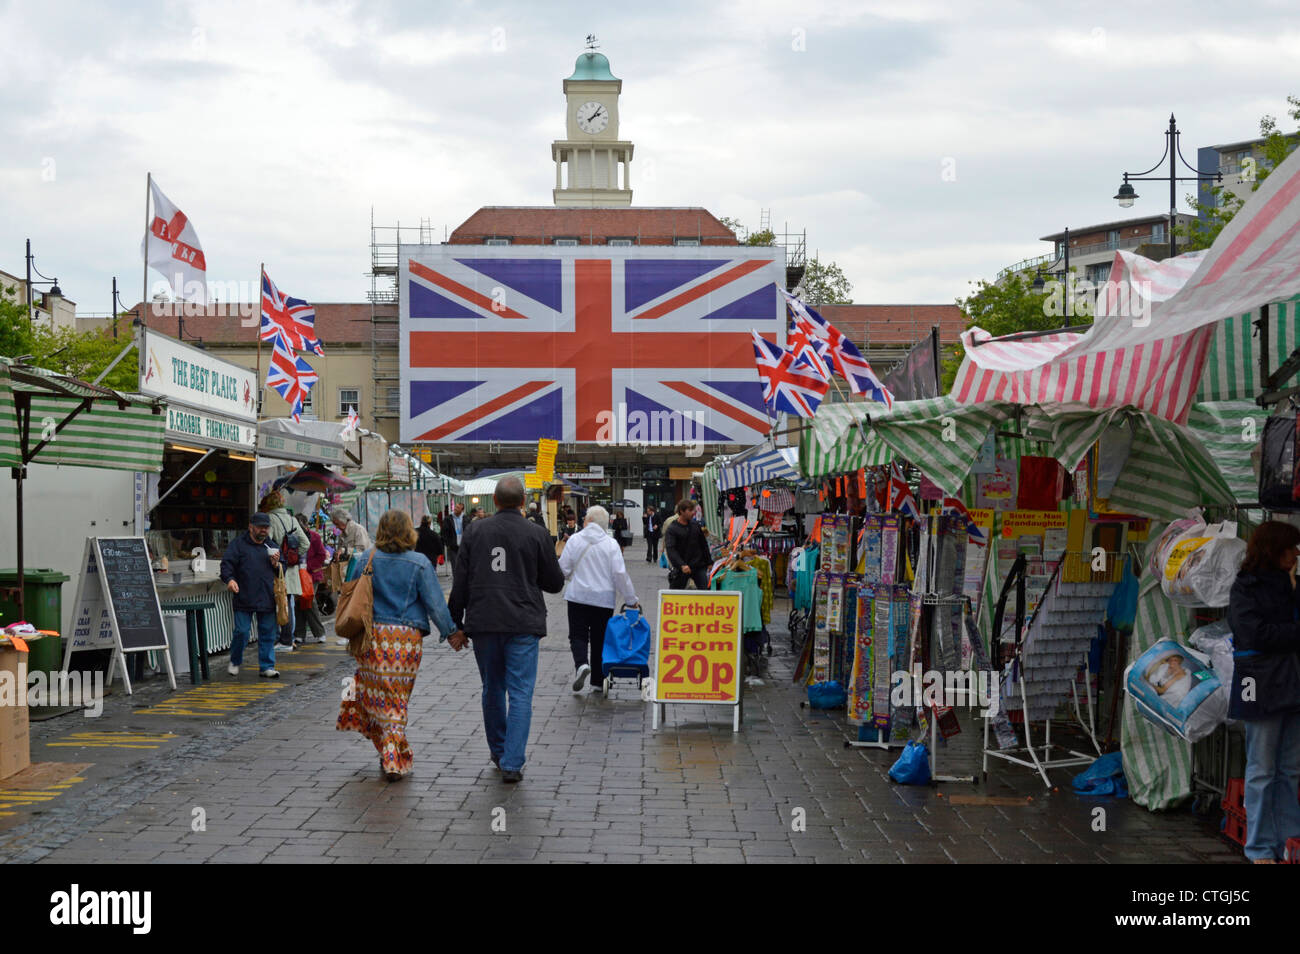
[0,553,1245,864]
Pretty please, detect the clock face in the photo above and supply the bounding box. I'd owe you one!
[575,100,609,134]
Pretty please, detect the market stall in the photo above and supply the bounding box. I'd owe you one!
[136,328,258,656]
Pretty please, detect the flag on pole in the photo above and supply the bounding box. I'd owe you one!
[141,178,207,302]
[261,271,324,356]
[267,333,318,422]
[781,288,893,407]
[342,405,359,439]
[750,330,829,419]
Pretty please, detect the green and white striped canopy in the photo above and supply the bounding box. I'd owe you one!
[799,396,1264,522]
[0,359,165,472]
[0,364,19,468]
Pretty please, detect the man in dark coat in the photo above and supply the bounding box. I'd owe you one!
[449,477,565,784]
[643,505,662,563]
[663,499,711,590]
[416,514,444,567]
[219,512,281,678]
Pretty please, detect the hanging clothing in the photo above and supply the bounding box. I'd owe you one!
[749,556,774,625]
[711,566,763,633]
[1016,456,1065,511]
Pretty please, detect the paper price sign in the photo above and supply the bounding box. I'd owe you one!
[653,590,742,704]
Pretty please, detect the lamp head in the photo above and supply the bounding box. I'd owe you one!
[1115,181,1138,208]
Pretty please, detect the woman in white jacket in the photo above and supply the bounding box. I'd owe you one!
[559,505,639,694]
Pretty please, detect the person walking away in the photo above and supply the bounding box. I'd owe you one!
[448,477,564,783]
[441,502,466,570]
[527,502,548,532]
[644,506,661,563]
[337,509,462,782]
[664,499,711,590]
[560,505,638,694]
[331,507,371,577]
[294,513,328,643]
[261,491,311,650]
[219,512,282,678]
[611,509,631,550]
[1227,520,1300,862]
[416,514,444,570]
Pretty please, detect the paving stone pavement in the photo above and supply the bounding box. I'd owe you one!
[0,549,1245,864]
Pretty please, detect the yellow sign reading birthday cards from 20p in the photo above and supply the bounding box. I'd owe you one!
[653,590,743,704]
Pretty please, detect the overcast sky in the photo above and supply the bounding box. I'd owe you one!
[2,0,1299,314]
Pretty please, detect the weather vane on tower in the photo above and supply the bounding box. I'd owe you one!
[585,34,599,50]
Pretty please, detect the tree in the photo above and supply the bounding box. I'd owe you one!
[1178,96,1300,251]
[0,285,138,391]
[941,271,1059,390]
[800,256,852,305]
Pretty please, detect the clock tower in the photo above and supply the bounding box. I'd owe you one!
[552,42,633,208]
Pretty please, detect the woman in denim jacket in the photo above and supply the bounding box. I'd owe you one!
[337,509,463,781]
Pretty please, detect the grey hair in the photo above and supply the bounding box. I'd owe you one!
[332,508,351,524]
[584,505,610,530]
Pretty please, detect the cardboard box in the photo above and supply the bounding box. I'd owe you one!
[0,644,31,780]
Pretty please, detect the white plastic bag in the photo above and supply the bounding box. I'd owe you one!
[1150,511,1246,608]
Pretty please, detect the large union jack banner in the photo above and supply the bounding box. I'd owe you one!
[400,246,786,443]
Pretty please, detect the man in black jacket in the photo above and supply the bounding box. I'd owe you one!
[663,499,711,590]
[449,476,565,783]
[643,505,662,563]
[219,512,281,678]
[441,503,465,570]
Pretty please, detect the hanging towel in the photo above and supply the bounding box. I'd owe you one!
[1016,455,1065,511]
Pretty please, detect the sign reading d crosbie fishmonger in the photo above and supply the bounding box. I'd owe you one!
[653,590,742,705]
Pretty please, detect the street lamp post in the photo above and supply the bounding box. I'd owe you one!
[24,239,62,323]
[1114,113,1222,259]
[1032,227,1072,325]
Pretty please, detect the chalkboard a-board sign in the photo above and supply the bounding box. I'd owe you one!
[63,537,176,694]
[95,538,168,650]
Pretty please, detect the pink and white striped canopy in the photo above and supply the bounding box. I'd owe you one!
[953,145,1300,424]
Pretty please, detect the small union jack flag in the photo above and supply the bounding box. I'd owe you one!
[887,462,919,519]
[267,333,318,422]
[750,331,828,419]
[781,288,892,408]
[942,496,986,545]
[261,271,324,357]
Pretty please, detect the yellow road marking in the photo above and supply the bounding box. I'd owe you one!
[0,776,85,813]
[136,682,283,716]
[46,731,178,749]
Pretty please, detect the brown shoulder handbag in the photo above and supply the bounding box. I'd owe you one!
[335,550,376,658]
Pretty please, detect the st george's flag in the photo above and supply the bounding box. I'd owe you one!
[141,177,207,302]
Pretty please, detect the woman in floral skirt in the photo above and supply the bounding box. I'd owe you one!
[337,509,462,781]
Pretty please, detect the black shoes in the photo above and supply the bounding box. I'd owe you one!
[502,769,522,783]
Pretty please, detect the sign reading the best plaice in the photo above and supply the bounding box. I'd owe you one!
[652,590,742,712]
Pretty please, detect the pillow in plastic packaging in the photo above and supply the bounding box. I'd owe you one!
[1125,638,1227,742]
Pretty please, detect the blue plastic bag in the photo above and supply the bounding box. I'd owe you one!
[807,680,846,709]
[888,740,932,785]
[603,605,652,677]
[1072,751,1128,798]
[1106,554,1139,632]
[659,552,669,569]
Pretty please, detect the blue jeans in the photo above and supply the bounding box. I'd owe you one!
[1244,710,1300,860]
[470,634,540,772]
[232,610,278,672]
